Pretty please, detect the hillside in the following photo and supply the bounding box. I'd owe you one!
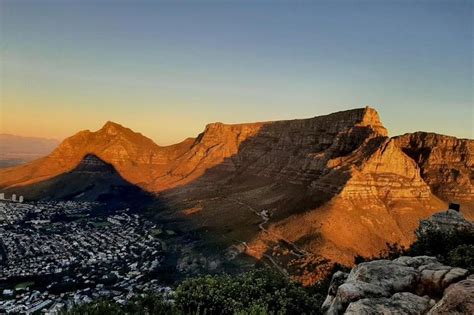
[4,154,152,206]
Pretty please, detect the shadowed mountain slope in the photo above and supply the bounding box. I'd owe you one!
[3,154,153,206]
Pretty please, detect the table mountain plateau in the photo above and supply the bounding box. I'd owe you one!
[1,107,472,283]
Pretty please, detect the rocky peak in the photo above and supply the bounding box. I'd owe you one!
[358,106,388,136]
[99,121,135,137]
[194,107,388,150]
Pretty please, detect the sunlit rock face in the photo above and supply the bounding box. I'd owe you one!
[0,106,471,283]
[393,132,474,209]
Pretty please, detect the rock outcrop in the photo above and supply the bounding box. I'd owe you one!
[428,276,474,314]
[323,256,471,314]
[417,209,474,237]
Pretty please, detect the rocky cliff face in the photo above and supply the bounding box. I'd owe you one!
[0,107,471,282]
[394,132,473,212]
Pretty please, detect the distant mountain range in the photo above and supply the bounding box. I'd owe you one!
[0,134,60,168]
[1,107,472,283]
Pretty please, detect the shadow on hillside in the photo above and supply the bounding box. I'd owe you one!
[3,154,155,210]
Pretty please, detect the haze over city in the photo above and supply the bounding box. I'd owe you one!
[1,0,472,144]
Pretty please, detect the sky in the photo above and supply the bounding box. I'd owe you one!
[0,0,472,145]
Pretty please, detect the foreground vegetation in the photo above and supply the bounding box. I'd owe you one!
[355,222,474,273]
[67,220,473,315]
[66,269,328,315]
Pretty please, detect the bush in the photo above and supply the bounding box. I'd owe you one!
[66,268,325,315]
[65,300,126,315]
[354,242,407,264]
[65,295,177,315]
[446,244,474,272]
[408,227,474,271]
[353,226,474,272]
[174,268,322,315]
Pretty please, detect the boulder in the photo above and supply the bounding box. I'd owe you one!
[428,276,474,315]
[323,256,470,314]
[393,256,440,269]
[321,271,349,311]
[327,281,390,312]
[345,292,433,315]
[347,260,418,292]
[419,264,469,295]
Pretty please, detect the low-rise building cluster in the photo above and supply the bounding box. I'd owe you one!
[0,200,172,314]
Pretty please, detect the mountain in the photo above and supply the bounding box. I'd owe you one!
[1,107,472,283]
[0,122,195,190]
[0,134,60,168]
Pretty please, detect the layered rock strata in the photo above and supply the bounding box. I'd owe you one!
[394,132,473,211]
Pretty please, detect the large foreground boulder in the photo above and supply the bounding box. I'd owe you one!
[323,256,471,314]
[428,275,474,315]
[345,292,433,315]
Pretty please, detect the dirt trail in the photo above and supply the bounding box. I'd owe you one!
[226,197,309,259]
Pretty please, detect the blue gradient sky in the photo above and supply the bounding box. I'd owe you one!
[1,0,472,144]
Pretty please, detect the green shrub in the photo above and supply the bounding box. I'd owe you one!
[65,300,126,315]
[353,226,473,272]
[65,295,177,315]
[174,268,322,315]
[446,244,474,272]
[408,227,474,270]
[66,268,325,315]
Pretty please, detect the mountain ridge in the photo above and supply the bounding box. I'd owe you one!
[1,106,472,282]
[0,107,387,191]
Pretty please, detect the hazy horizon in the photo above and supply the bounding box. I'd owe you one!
[1,105,473,146]
[1,0,472,145]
